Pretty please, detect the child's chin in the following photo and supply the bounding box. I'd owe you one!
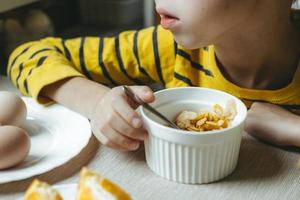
[174,36,204,50]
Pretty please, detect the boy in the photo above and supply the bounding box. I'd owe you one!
[7,0,300,151]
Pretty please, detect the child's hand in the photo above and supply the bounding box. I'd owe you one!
[90,86,155,151]
[245,102,300,147]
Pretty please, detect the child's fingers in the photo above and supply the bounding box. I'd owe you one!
[109,111,147,141]
[130,86,155,103]
[100,124,140,151]
[93,131,126,151]
[112,96,143,129]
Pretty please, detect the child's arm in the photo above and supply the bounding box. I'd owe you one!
[41,76,154,151]
[7,26,176,151]
[7,26,176,104]
[245,102,300,147]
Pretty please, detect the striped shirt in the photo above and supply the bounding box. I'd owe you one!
[7,26,300,108]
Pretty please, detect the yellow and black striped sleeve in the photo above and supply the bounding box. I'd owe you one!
[7,26,176,104]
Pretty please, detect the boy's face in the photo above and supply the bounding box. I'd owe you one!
[155,0,258,49]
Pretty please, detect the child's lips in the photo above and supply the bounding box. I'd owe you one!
[159,14,179,29]
[156,8,179,29]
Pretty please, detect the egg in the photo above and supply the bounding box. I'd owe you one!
[0,91,27,127]
[0,126,31,169]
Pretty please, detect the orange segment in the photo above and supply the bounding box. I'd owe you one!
[77,168,131,200]
[24,179,63,200]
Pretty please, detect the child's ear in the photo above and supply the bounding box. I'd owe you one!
[24,10,54,39]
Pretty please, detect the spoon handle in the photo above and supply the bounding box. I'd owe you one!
[122,86,179,129]
[142,103,179,129]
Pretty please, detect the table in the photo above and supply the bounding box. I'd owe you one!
[1,75,300,200]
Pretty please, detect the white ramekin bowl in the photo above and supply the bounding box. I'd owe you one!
[140,87,247,184]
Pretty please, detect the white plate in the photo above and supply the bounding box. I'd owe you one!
[17,183,77,200]
[0,97,91,184]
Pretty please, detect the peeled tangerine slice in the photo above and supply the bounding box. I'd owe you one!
[77,168,132,200]
[24,180,63,200]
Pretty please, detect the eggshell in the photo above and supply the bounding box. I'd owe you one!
[0,91,27,126]
[0,126,31,169]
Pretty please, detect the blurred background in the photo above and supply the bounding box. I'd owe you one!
[0,0,157,75]
[0,0,300,75]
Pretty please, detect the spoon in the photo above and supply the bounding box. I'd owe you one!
[122,86,179,129]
